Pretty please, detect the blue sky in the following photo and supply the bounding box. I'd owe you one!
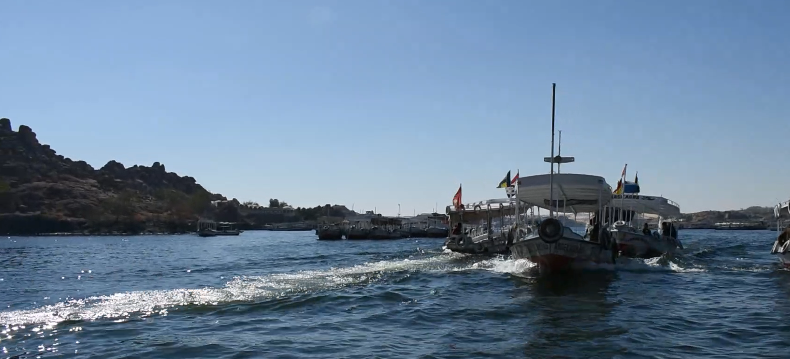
[1,0,788,215]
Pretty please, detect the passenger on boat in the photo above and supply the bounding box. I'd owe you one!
[589,216,601,243]
[642,223,651,236]
[778,228,790,247]
[660,222,679,239]
[669,223,678,239]
[452,223,462,235]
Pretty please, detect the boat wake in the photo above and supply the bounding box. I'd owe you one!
[0,253,464,328]
[0,247,767,330]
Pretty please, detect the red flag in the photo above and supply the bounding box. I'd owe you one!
[452,184,463,209]
[509,171,519,187]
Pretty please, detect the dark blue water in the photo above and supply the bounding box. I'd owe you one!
[1,230,788,358]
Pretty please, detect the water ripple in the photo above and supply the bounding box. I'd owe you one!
[0,230,787,358]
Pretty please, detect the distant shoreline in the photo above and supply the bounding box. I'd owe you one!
[3,228,318,237]
[4,227,774,238]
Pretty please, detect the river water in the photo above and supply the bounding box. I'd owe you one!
[0,230,788,358]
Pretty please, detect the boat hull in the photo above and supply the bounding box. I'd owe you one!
[426,227,448,238]
[317,228,343,240]
[409,228,429,238]
[772,238,790,268]
[510,236,614,273]
[346,229,370,240]
[198,229,217,237]
[613,231,682,259]
[777,252,790,268]
[444,234,510,255]
[369,228,393,240]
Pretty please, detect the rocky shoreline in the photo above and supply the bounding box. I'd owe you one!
[0,117,774,237]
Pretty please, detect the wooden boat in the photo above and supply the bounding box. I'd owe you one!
[771,200,790,268]
[607,194,683,258]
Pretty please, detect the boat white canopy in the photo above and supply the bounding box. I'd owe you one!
[775,199,790,219]
[515,173,612,214]
[610,194,681,218]
[446,198,524,214]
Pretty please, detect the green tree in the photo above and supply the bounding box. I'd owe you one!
[269,198,280,208]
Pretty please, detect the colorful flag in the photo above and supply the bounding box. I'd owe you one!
[452,184,463,209]
[621,164,627,179]
[497,171,511,188]
[613,179,623,195]
[509,171,519,187]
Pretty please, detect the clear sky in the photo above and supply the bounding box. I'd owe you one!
[1,0,788,216]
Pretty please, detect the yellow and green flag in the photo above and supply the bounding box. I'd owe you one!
[497,170,511,188]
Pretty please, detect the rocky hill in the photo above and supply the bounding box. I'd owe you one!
[0,118,226,235]
[0,118,363,235]
[679,206,774,227]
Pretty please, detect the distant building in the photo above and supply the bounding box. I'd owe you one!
[240,204,295,216]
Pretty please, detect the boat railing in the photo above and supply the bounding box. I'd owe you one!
[666,198,680,209]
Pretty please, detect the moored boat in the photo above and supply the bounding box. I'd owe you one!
[426,226,449,238]
[408,226,429,237]
[197,219,241,237]
[215,222,241,236]
[771,200,790,268]
[345,224,371,240]
[317,224,343,240]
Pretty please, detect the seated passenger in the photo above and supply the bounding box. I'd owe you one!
[452,223,462,235]
[589,222,601,243]
[642,223,651,235]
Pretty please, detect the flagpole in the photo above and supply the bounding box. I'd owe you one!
[549,83,556,218]
[515,168,520,228]
[459,183,463,231]
[619,164,626,222]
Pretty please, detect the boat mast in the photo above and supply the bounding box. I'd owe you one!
[548,83,556,218]
[557,130,562,174]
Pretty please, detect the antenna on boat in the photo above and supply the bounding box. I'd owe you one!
[542,84,575,218]
[548,83,556,218]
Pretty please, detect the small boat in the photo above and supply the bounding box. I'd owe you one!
[715,221,769,230]
[369,216,403,239]
[444,198,520,255]
[508,172,617,273]
[771,200,790,268]
[197,219,240,237]
[408,226,429,238]
[198,228,218,237]
[607,193,684,258]
[345,223,371,240]
[426,226,449,238]
[215,222,241,236]
[317,224,343,240]
[394,227,411,238]
[507,83,618,274]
